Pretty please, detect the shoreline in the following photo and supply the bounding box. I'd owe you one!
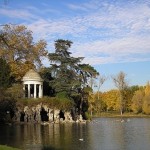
[92,112,150,118]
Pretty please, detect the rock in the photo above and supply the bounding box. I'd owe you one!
[64,111,73,122]
[12,103,84,124]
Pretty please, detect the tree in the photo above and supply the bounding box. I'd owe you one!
[102,90,120,111]
[112,71,128,115]
[0,24,47,81]
[5,84,24,99]
[48,39,98,96]
[131,89,144,113]
[142,94,150,114]
[122,85,141,112]
[48,39,81,96]
[142,82,150,114]
[48,39,98,117]
[96,75,107,105]
[39,67,54,96]
[88,75,106,116]
[0,58,12,89]
[144,82,150,95]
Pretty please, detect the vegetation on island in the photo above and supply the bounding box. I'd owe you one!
[0,24,98,122]
[0,24,150,123]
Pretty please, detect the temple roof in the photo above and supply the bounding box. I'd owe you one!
[22,69,43,82]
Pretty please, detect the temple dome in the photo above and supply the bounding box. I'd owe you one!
[22,69,43,82]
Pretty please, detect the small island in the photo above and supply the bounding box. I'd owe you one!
[0,24,99,124]
[1,24,150,126]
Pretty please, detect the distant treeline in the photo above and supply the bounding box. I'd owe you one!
[88,83,150,115]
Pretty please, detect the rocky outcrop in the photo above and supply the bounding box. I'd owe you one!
[12,103,84,124]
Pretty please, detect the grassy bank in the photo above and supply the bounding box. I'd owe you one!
[0,145,20,150]
[93,112,150,118]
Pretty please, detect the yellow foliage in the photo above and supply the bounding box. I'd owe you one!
[142,82,150,114]
[131,89,144,113]
[142,94,150,114]
[102,90,120,111]
[0,24,48,81]
[145,82,150,96]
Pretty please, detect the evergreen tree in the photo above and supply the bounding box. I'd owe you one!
[48,39,98,98]
[48,39,99,117]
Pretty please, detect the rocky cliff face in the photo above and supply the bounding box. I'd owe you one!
[13,103,83,123]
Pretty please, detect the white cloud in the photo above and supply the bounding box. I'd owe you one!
[72,35,150,65]
[0,8,38,21]
[1,0,150,65]
[67,4,88,11]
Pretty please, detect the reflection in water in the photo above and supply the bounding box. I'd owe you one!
[0,118,150,150]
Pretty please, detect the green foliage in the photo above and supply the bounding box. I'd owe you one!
[56,91,69,99]
[16,97,74,111]
[47,39,98,116]
[83,86,93,93]
[48,39,98,96]
[84,112,92,120]
[0,97,16,123]
[5,84,24,99]
[39,67,54,96]
[124,85,141,112]
[0,58,12,88]
[0,145,20,150]
[48,39,81,94]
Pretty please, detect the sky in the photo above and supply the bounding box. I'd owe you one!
[0,0,150,91]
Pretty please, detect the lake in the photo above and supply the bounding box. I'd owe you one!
[0,118,150,150]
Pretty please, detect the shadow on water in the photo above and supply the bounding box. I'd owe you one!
[42,145,61,150]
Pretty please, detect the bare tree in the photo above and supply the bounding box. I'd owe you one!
[112,71,128,115]
[97,75,107,100]
[94,75,107,113]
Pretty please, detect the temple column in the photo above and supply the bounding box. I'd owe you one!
[39,84,41,98]
[28,84,30,98]
[34,84,37,98]
[38,84,43,98]
[23,84,25,98]
[41,84,43,98]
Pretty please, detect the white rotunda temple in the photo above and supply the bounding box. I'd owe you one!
[22,69,43,98]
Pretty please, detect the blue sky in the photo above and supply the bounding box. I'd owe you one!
[0,0,150,91]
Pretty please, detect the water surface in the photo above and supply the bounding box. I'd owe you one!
[0,118,150,150]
